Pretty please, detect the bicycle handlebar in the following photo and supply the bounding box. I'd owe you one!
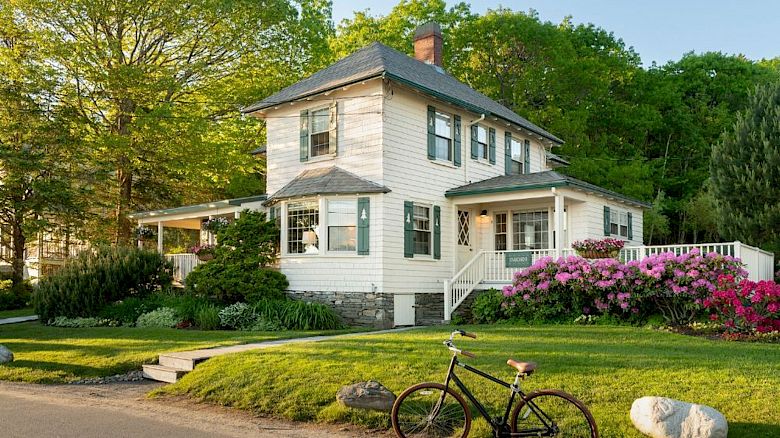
[461,331,477,339]
[445,330,478,358]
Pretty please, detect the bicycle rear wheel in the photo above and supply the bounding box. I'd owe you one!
[391,382,471,438]
[510,389,598,437]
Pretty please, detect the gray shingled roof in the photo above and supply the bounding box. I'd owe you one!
[250,145,266,155]
[265,166,390,205]
[445,171,651,208]
[242,42,563,144]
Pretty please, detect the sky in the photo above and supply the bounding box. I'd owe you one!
[330,0,780,66]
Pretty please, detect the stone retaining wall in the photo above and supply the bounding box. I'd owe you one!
[287,290,395,328]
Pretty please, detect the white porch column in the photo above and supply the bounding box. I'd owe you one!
[234,211,241,219]
[157,221,164,253]
[207,215,214,245]
[553,189,564,257]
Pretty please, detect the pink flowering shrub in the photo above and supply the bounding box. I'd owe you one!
[704,275,780,334]
[571,238,625,254]
[501,249,747,324]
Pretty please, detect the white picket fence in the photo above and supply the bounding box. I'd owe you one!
[444,241,775,320]
[165,253,201,283]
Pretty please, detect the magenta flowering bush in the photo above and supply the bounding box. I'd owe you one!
[571,238,625,254]
[501,249,747,324]
[704,275,780,334]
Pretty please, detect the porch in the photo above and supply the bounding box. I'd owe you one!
[444,241,775,321]
[129,195,267,283]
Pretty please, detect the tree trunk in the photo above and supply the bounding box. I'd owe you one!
[10,219,26,288]
[112,99,136,245]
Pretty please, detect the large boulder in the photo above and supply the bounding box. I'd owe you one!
[0,345,13,364]
[336,381,396,412]
[630,396,727,438]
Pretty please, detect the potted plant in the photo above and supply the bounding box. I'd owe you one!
[136,225,155,242]
[190,244,216,261]
[203,217,229,233]
[572,238,625,259]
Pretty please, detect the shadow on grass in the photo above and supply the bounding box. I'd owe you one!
[3,359,112,377]
[729,422,780,437]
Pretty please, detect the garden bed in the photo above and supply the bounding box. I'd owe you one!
[154,325,780,437]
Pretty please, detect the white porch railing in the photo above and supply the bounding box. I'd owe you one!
[444,241,775,320]
[165,253,201,283]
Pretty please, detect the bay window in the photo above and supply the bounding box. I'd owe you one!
[287,201,319,254]
[327,200,357,252]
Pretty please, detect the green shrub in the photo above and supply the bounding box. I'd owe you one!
[471,290,506,324]
[49,316,117,328]
[194,304,221,330]
[0,279,32,311]
[185,210,287,303]
[218,302,255,330]
[274,300,343,330]
[218,299,344,331]
[99,297,157,326]
[33,246,172,321]
[136,307,181,328]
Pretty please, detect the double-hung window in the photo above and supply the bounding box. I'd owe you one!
[287,201,319,254]
[510,137,523,174]
[512,211,549,250]
[494,213,508,251]
[476,125,488,160]
[309,108,331,157]
[413,205,431,255]
[610,210,629,238]
[327,200,357,252]
[434,111,453,161]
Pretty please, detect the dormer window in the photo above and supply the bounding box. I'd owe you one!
[310,107,331,157]
[434,111,453,161]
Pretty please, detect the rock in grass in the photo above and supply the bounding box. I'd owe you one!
[630,396,727,438]
[336,381,396,412]
[0,345,13,364]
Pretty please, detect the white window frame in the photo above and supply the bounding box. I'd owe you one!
[412,203,433,257]
[610,208,629,238]
[494,211,508,251]
[285,199,320,255]
[476,124,488,161]
[434,110,454,163]
[511,209,550,250]
[324,198,357,253]
[510,137,524,174]
[309,106,332,158]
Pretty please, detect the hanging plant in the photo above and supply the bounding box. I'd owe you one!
[203,217,229,233]
[571,238,625,259]
[135,225,155,240]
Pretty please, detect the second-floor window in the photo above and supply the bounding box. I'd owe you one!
[434,111,453,161]
[510,137,524,174]
[310,108,331,157]
[476,125,488,160]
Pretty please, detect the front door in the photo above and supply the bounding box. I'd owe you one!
[457,210,474,268]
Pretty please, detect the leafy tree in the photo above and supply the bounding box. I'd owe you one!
[0,9,83,288]
[710,82,780,254]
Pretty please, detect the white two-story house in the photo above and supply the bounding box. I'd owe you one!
[133,23,654,327]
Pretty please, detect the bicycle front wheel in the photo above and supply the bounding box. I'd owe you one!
[510,389,598,437]
[391,382,471,438]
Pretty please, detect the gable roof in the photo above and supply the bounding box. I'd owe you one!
[445,171,651,208]
[242,42,563,145]
[264,166,391,205]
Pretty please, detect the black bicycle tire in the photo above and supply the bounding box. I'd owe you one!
[391,382,472,438]
[510,389,598,438]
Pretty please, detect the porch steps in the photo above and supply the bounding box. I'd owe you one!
[142,326,423,383]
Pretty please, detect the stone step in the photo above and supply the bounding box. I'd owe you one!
[158,354,198,371]
[142,364,188,383]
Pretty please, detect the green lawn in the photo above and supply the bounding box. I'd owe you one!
[0,322,357,383]
[0,308,35,319]
[156,325,780,437]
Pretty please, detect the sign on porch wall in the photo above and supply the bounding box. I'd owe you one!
[505,251,533,268]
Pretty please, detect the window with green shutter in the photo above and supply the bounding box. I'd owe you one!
[404,201,414,258]
[433,205,441,259]
[453,115,461,167]
[488,127,496,164]
[504,132,512,175]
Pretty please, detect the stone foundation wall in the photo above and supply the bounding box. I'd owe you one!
[286,290,394,329]
[415,293,444,326]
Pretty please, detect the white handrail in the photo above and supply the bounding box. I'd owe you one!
[444,250,486,321]
[165,253,201,283]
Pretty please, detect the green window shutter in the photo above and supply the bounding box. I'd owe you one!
[504,131,512,175]
[453,115,462,167]
[357,197,370,255]
[427,105,436,160]
[299,110,309,162]
[524,139,530,173]
[404,201,414,258]
[603,206,611,236]
[488,127,496,164]
[627,211,633,240]
[433,205,441,260]
[329,102,338,155]
[470,124,478,159]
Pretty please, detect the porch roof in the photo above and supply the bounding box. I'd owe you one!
[444,171,651,208]
[264,166,390,205]
[129,194,267,220]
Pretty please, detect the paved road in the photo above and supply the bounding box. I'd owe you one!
[0,382,388,438]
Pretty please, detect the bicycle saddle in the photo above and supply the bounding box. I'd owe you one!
[507,359,537,375]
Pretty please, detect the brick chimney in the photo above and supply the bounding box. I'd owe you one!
[413,22,443,67]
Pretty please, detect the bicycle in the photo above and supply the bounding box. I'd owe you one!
[390,330,598,438]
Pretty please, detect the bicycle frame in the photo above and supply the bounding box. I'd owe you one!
[440,354,558,438]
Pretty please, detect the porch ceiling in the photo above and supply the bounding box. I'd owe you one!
[129,194,266,223]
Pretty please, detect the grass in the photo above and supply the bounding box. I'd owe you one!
[155,325,780,437]
[0,308,35,319]
[0,322,358,383]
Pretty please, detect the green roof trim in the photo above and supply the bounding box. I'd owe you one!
[129,194,267,219]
